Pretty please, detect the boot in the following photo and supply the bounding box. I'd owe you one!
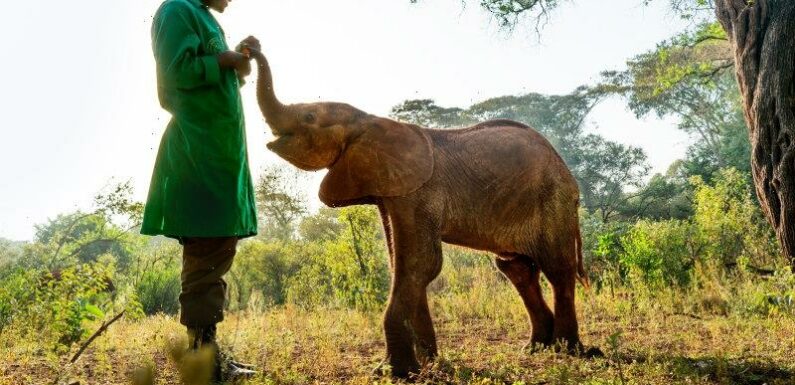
[187,325,258,383]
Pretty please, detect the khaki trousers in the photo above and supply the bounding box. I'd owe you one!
[179,237,238,327]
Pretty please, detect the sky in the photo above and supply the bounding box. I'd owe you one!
[0,0,694,241]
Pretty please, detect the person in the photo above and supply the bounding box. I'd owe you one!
[141,0,259,381]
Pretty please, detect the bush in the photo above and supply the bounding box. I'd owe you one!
[226,206,390,312]
[0,260,115,350]
[0,268,36,334]
[691,168,778,268]
[135,267,181,316]
[619,220,695,287]
[227,240,303,309]
[578,209,637,293]
[429,246,495,296]
[286,207,390,311]
[611,168,781,289]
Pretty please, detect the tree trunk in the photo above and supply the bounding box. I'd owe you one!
[716,0,795,271]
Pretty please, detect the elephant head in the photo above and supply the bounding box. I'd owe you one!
[252,51,435,207]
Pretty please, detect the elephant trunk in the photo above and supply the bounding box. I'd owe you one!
[251,50,286,131]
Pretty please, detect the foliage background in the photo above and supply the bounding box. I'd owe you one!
[2,1,794,384]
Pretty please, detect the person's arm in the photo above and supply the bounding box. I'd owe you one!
[153,3,247,89]
[218,51,251,86]
[217,51,249,71]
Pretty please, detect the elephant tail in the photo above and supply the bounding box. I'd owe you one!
[574,222,590,290]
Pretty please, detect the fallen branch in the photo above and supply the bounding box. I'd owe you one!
[724,262,776,276]
[70,310,126,364]
[669,311,703,320]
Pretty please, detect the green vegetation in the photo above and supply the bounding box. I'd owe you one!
[3,2,794,384]
[1,163,793,384]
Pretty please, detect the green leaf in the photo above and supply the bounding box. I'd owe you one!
[83,303,105,319]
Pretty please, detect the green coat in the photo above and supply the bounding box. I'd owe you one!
[141,0,257,239]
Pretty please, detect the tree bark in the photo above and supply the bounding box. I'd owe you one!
[716,0,795,271]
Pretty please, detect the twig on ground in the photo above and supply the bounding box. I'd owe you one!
[669,312,704,320]
[70,310,126,364]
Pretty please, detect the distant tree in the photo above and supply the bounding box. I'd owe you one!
[24,181,143,270]
[682,120,751,182]
[619,165,694,221]
[598,22,750,182]
[0,238,24,268]
[299,207,345,242]
[255,166,308,242]
[393,87,600,154]
[390,99,469,128]
[576,135,651,222]
[33,212,133,267]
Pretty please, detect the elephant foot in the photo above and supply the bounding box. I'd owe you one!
[377,355,420,379]
[578,345,604,358]
[521,338,554,354]
[391,361,421,379]
[415,347,438,367]
[371,359,390,377]
[551,340,604,358]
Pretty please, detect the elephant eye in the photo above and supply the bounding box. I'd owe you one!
[303,113,316,124]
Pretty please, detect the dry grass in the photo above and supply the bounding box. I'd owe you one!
[3,276,795,385]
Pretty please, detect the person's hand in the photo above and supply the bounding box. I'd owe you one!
[236,36,261,58]
[217,51,247,68]
[217,51,252,86]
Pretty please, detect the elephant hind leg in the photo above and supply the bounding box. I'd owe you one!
[495,255,554,348]
[544,268,582,352]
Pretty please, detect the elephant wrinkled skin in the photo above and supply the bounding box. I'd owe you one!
[251,50,597,377]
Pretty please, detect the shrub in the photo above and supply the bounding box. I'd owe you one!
[619,220,696,287]
[286,207,390,311]
[227,240,303,309]
[0,261,116,350]
[0,268,36,334]
[579,210,631,290]
[429,246,495,296]
[615,168,780,289]
[135,266,181,316]
[691,168,779,268]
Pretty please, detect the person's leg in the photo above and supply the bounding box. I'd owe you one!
[179,237,256,382]
[179,237,238,329]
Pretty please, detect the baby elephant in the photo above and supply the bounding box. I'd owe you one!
[251,50,597,377]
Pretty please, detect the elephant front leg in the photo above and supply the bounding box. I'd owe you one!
[381,204,443,378]
[383,283,423,378]
[411,294,439,362]
[383,260,443,377]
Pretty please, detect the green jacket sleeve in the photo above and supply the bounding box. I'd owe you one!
[152,3,221,90]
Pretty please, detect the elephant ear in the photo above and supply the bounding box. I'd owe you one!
[319,119,434,207]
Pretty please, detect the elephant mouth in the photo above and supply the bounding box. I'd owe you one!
[265,138,280,151]
[266,133,291,149]
[266,137,321,171]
